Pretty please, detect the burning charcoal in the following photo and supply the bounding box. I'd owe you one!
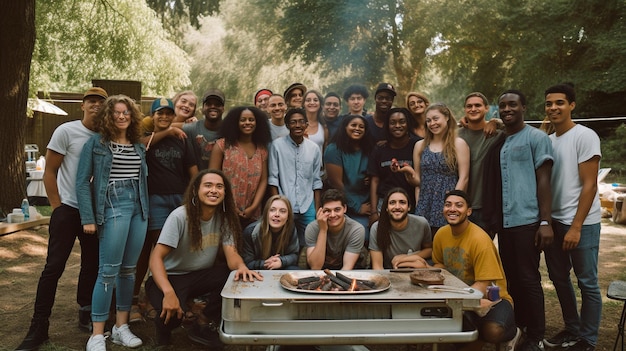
[321,280,333,291]
[356,279,376,289]
[335,272,353,285]
[324,270,350,290]
[297,276,321,285]
[297,279,323,290]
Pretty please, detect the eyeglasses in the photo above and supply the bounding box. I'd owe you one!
[113,110,131,117]
[288,119,307,126]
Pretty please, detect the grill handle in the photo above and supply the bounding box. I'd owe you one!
[261,302,285,307]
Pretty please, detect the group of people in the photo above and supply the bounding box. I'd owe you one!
[15,81,601,351]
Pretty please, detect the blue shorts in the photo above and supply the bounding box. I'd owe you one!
[148,194,183,231]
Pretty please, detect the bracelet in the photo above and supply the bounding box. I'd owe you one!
[540,220,549,226]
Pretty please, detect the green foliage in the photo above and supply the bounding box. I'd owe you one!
[146,0,221,29]
[601,123,626,174]
[31,0,192,96]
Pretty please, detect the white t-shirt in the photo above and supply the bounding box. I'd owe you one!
[549,124,602,225]
[46,120,96,208]
[157,206,235,275]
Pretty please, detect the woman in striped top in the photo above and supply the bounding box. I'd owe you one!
[76,95,149,351]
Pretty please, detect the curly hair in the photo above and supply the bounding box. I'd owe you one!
[376,187,412,254]
[259,195,295,260]
[421,103,459,172]
[183,169,242,252]
[95,95,142,143]
[383,107,412,141]
[219,106,271,148]
[329,114,373,155]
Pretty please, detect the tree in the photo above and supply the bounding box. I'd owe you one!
[0,1,35,215]
[31,0,192,96]
[147,0,221,29]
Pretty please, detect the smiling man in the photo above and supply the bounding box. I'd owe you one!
[369,187,431,270]
[268,108,323,246]
[365,82,396,143]
[183,89,226,169]
[484,89,554,351]
[542,84,602,351]
[432,190,520,350]
[305,189,365,270]
[458,92,505,233]
[146,170,262,349]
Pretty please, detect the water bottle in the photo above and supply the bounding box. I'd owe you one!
[21,198,30,220]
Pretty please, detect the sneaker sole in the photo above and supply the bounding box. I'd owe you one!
[542,339,578,348]
[111,338,143,348]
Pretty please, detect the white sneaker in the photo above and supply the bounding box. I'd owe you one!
[111,324,142,348]
[500,327,522,351]
[86,334,107,351]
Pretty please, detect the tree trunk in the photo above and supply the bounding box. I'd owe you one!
[0,0,36,216]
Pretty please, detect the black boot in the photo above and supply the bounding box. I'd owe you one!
[78,305,92,332]
[14,319,49,351]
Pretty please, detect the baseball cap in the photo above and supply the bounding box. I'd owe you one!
[375,83,396,97]
[150,97,175,115]
[202,89,225,105]
[83,87,108,100]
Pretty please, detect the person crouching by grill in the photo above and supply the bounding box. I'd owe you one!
[146,169,263,349]
[431,190,521,350]
[305,189,366,270]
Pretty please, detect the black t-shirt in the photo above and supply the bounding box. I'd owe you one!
[146,136,196,194]
[367,137,418,208]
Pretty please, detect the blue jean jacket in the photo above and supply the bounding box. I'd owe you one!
[76,134,149,226]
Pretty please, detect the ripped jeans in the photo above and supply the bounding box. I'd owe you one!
[91,179,147,322]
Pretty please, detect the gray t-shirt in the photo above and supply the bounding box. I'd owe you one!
[157,206,234,275]
[183,120,219,169]
[304,216,364,269]
[46,120,96,208]
[369,214,432,269]
[269,121,289,140]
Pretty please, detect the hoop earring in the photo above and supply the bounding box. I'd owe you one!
[223,201,226,212]
[192,196,197,206]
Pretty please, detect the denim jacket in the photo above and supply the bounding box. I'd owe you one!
[76,134,149,226]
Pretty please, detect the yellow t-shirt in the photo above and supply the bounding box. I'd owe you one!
[433,222,512,304]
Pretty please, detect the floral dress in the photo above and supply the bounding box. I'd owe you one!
[216,138,268,220]
[415,145,457,228]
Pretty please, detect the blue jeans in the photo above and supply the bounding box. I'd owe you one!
[32,205,99,321]
[498,223,545,342]
[91,180,147,322]
[294,204,316,248]
[544,221,601,346]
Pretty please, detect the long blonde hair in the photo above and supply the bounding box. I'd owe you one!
[260,195,295,259]
[422,103,458,172]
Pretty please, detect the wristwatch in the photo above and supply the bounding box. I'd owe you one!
[540,220,550,226]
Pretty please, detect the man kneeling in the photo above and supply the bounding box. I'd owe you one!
[146,169,262,349]
[433,190,520,350]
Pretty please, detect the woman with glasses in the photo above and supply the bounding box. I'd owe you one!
[76,95,149,351]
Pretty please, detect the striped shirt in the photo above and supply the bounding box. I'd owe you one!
[109,142,141,180]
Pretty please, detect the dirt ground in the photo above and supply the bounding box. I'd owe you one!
[1,219,625,351]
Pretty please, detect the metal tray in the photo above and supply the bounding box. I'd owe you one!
[280,271,391,294]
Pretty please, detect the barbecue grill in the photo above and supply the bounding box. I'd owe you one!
[220,269,481,347]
